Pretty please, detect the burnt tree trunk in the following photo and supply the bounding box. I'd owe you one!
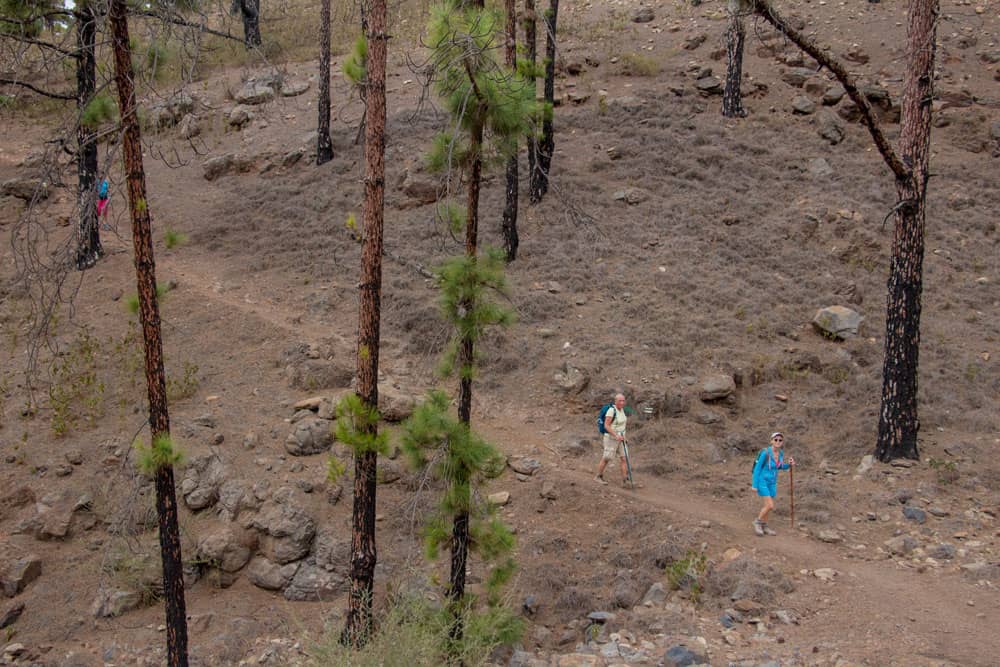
[238,0,261,48]
[108,1,188,664]
[500,0,519,262]
[316,0,334,165]
[340,0,387,647]
[722,0,747,118]
[523,0,538,196]
[448,112,482,631]
[875,0,939,462]
[530,0,558,203]
[75,2,102,270]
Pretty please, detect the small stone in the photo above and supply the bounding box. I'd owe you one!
[884,535,917,556]
[792,96,816,115]
[813,568,838,581]
[587,610,615,623]
[663,644,709,667]
[818,530,843,543]
[902,506,927,524]
[65,450,84,465]
[927,506,949,517]
[509,458,542,476]
[632,7,655,23]
[813,305,862,339]
[808,157,834,178]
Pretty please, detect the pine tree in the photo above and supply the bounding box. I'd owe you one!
[340,0,388,647]
[424,0,533,636]
[529,0,558,202]
[401,389,522,653]
[233,0,261,48]
[316,0,334,165]
[722,0,748,118]
[500,0,519,262]
[1,0,104,269]
[749,0,940,461]
[107,0,188,662]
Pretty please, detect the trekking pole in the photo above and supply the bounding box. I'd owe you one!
[622,438,635,490]
[789,465,795,529]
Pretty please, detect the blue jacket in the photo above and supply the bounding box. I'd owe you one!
[752,447,789,489]
[98,179,109,200]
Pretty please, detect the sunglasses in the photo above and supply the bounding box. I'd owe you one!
[772,437,783,442]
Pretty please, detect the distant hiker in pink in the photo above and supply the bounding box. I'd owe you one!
[96,178,109,218]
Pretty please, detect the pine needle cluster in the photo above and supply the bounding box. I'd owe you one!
[436,247,514,380]
[400,390,517,603]
[425,0,537,174]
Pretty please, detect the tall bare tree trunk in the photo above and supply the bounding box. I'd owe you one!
[722,0,747,118]
[107,1,188,664]
[238,0,261,48]
[523,0,538,196]
[317,0,334,165]
[500,0,519,262]
[875,0,939,462]
[341,0,387,647]
[530,0,558,203]
[75,1,102,270]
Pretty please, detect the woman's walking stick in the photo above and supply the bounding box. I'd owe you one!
[789,465,795,529]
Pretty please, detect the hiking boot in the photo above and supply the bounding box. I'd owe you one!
[762,524,777,536]
[753,519,765,537]
[595,475,608,486]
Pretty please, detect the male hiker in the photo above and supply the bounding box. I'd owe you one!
[751,431,795,536]
[595,393,630,487]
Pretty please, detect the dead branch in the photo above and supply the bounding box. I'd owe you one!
[0,77,76,100]
[749,0,911,183]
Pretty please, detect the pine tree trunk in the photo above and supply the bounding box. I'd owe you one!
[340,0,386,647]
[722,0,747,118]
[875,0,938,462]
[531,0,558,203]
[107,1,188,664]
[240,0,261,48]
[500,0,518,262]
[523,0,537,197]
[316,0,334,165]
[75,2,102,270]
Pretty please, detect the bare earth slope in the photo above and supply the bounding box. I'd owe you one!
[1,0,998,665]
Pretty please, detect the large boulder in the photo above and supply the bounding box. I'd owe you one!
[699,374,735,401]
[196,526,253,573]
[2,178,49,202]
[180,455,228,511]
[246,557,299,590]
[91,590,142,618]
[282,564,346,601]
[554,363,589,395]
[0,549,41,597]
[235,81,275,105]
[285,417,334,456]
[378,385,416,422]
[280,79,310,97]
[250,492,316,564]
[812,306,862,339]
[203,155,234,181]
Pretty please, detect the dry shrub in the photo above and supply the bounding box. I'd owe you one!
[704,557,794,605]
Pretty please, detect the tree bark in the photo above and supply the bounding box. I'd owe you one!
[500,0,518,262]
[722,0,747,118]
[523,0,538,197]
[107,1,188,664]
[75,2,102,270]
[316,0,333,165]
[530,0,558,203]
[875,0,938,462]
[238,0,261,48]
[340,0,387,647]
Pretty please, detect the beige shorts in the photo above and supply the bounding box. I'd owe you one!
[602,433,624,461]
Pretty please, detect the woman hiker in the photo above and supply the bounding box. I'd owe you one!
[751,431,795,536]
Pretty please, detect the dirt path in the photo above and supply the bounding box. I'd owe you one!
[152,243,998,666]
[547,449,999,667]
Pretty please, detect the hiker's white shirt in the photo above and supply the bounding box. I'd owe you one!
[608,407,627,435]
